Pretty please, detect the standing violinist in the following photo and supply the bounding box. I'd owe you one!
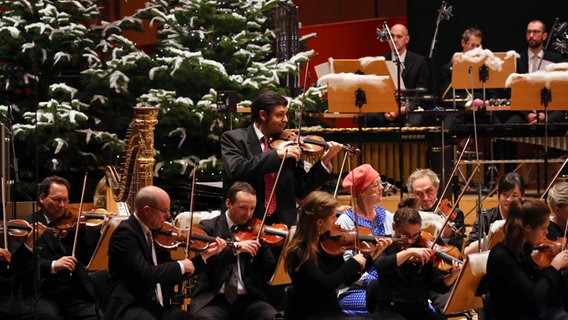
[336,164,394,318]
[189,181,277,320]
[407,168,465,251]
[105,185,225,320]
[220,90,342,228]
[463,172,526,255]
[486,198,568,320]
[10,175,101,320]
[283,190,391,320]
[368,195,461,320]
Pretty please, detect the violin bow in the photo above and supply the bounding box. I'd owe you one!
[333,152,350,199]
[430,165,479,249]
[2,176,8,263]
[432,137,471,211]
[540,157,568,201]
[185,165,199,260]
[71,172,88,264]
[257,149,288,244]
[295,60,310,144]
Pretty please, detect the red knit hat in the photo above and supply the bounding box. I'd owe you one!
[342,164,380,197]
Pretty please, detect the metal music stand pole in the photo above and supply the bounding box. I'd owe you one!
[354,88,366,165]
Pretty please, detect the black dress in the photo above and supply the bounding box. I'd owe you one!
[288,242,369,320]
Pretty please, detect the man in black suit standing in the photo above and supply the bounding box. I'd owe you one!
[368,23,431,127]
[221,91,342,228]
[104,185,225,320]
[10,175,100,320]
[189,181,277,320]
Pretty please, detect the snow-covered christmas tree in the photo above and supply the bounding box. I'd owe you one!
[0,0,324,202]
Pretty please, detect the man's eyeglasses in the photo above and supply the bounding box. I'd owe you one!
[148,205,171,215]
[48,196,70,204]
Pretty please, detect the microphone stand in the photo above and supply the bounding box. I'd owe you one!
[469,65,486,253]
[381,22,406,199]
[541,87,552,195]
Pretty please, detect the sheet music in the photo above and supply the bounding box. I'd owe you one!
[386,61,406,90]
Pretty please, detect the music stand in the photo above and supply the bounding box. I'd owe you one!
[87,216,128,271]
[269,226,295,286]
[451,52,516,90]
[507,71,568,191]
[442,251,489,317]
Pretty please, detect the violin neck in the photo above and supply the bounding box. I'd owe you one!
[190,231,236,247]
[302,137,328,147]
[6,222,32,231]
[263,226,288,237]
[434,250,462,264]
[84,213,105,219]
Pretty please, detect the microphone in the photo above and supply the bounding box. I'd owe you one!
[438,1,453,22]
[376,26,389,42]
[556,21,568,35]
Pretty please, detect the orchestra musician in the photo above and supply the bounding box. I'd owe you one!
[189,181,277,320]
[283,190,391,320]
[368,195,461,320]
[440,27,499,130]
[220,91,342,228]
[10,176,101,320]
[507,19,564,125]
[485,198,568,320]
[104,185,225,320]
[367,24,431,127]
[336,164,394,318]
[463,172,526,255]
[406,168,465,250]
[546,181,568,240]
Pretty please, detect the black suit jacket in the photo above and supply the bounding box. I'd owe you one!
[11,211,99,299]
[221,124,332,227]
[189,213,275,314]
[104,215,203,320]
[516,50,563,74]
[385,50,431,91]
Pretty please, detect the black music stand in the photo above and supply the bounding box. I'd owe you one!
[507,72,568,194]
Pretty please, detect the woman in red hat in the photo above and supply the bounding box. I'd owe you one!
[336,164,394,318]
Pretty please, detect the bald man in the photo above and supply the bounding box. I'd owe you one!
[105,186,226,320]
[367,24,431,127]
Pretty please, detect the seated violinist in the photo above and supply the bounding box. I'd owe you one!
[369,195,461,320]
[105,185,225,320]
[463,172,526,255]
[10,175,101,320]
[283,190,391,320]
[486,198,568,320]
[336,164,394,318]
[189,181,277,320]
[407,168,465,251]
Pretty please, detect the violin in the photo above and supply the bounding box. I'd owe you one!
[233,218,288,247]
[270,130,360,157]
[407,231,463,272]
[319,224,395,256]
[0,219,35,242]
[154,221,235,252]
[434,199,462,236]
[53,209,108,237]
[531,237,567,268]
[0,219,60,240]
